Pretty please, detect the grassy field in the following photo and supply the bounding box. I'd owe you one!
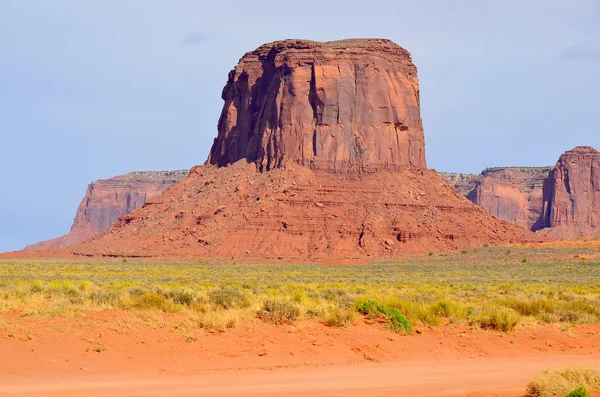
[1,244,600,333]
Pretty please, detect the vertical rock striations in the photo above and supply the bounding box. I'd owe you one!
[464,167,550,230]
[207,39,426,173]
[535,146,600,238]
[23,171,188,251]
[69,39,540,259]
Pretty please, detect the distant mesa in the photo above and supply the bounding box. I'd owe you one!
[535,146,600,238]
[442,146,600,239]
[441,167,551,230]
[66,39,539,260]
[23,171,188,251]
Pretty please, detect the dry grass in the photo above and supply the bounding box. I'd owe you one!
[474,304,521,332]
[1,244,600,334]
[527,367,600,397]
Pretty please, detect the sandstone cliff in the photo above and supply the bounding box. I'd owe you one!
[207,39,426,173]
[453,167,550,230]
[70,39,540,260]
[535,146,600,238]
[24,171,188,251]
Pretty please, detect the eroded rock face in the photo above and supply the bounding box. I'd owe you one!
[23,171,188,251]
[464,168,550,230]
[207,39,426,173]
[442,168,551,230]
[535,146,600,238]
[71,162,540,259]
[67,39,542,260]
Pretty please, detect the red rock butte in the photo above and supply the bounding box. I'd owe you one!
[67,39,541,260]
[207,39,426,173]
[536,146,600,238]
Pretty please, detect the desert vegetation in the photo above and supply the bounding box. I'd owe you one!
[527,366,600,397]
[1,245,600,334]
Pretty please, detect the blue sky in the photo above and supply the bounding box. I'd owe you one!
[1,0,599,252]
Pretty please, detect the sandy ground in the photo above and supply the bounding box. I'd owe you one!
[1,312,600,396]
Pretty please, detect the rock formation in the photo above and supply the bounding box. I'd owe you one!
[24,171,188,251]
[534,146,600,238]
[439,172,481,197]
[442,168,550,230]
[68,39,540,260]
[207,39,426,173]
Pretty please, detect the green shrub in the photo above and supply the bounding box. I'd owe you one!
[208,286,250,309]
[258,298,300,324]
[474,304,520,332]
[358,299,413,334]
[565,386,590,397]
[387,299,439,326]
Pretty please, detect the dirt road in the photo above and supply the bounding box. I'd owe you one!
[3,313,600,396]
[3,356,600,396]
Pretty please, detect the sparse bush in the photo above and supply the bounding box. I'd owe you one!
[358,299,413,334]
[325,308,356,328]
[559,301,600,324]
[526,367,600,397]
[430,299,467,321]
[292,290,307,303]
[321,289,353,309]
[89,290,119,306]
[197,310,241,331]
[306,307,327,318]
[123,292,180,313]
[258,298,300,324]
[208,286,250,309]
[386,299,439,326]
[497,298,555,316]
[539,312,559,323]
[474,304,520,332]
[162,289,198,306]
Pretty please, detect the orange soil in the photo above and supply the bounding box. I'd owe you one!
[2,311,600,396]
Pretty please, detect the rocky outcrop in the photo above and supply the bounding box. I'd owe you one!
[535,146,600,238]
[207,39,426,173]
[69,39,541,260]
[458,167,550,230]
[24,171,188,251]
[71,162,540,259]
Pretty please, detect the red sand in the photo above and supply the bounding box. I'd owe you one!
[2,311,600,396]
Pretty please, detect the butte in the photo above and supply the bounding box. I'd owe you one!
[71,39,539,260]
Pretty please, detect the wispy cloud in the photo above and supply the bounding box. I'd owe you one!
[181,32,207,46]
[562,41,600,60]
